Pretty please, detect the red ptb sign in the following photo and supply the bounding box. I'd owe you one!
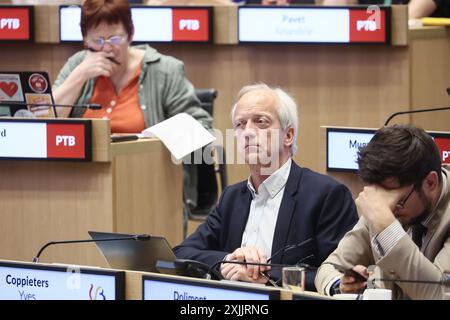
[172,9,209,42]
[434,137,450,164]
[47,123,86,159]
[349,9,386,43]
[0,8,30,40]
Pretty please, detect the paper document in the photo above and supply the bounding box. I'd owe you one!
[421,17,450,26]
[141,113,215,160]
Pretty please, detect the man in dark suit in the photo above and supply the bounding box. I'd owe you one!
[174,83,358,290]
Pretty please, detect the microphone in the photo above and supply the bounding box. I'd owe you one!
[370,276,450,299]
[384,88,450,126]
[372,277,450,286]
[206,260,310,287]
[384,106,450,126]
[0,102,102,119]
[207,254,314,285]
[208,260,306,274]
[206,239,315,282]
[267,237,314,263]
[206,238,315,278]
[32,233,151,263]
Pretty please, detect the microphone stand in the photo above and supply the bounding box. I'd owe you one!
[384,87,450,126]
[368,276,449,299]
[0,102,102,119]
[384,106,450,126]
[0,102,102,110]
[212,260,304,271]
[33,234,150,263]
[206,259,310,287]
[375,278,449,286]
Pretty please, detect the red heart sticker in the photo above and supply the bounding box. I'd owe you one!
[0,81,18,97]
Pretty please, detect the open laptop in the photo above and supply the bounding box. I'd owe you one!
[88,231,177,273]
[0,71,56,118]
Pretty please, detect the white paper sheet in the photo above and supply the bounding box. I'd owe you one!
[140,113,215,160]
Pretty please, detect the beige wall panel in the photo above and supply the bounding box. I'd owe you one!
[410,34,450,131]
[155,44,410,183]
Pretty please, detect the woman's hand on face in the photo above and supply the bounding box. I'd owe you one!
[76,50,116,80]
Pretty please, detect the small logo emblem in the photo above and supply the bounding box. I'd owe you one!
[89,284,106,300]
[28,73,48,94]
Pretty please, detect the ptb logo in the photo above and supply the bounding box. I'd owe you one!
[433,137,450,164]
[0,18,20,30]
[179,19,200,31]
[0,8,30,40]
[356,20,377,31]
[349,9,386,43]
[47,123,86,159]
[56,135,76,147]
[172,9,209,41]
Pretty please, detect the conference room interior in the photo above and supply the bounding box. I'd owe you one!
[0,0,449,301]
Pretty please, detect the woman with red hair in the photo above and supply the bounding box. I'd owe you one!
[53,0,212,133]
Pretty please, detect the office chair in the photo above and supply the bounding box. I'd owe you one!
[183,89,228,238]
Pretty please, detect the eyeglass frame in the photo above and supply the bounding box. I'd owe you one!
[395,183,419,210]
[86,35,126,50]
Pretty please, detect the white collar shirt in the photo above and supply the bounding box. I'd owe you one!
[241,159,292,258]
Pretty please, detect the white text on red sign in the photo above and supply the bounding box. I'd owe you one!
[356,20,377,31]
[0,18,20,30]
[56,135,76,147]
[179,19,200,31]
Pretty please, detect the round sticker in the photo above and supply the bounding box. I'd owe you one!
[28,73,48,94]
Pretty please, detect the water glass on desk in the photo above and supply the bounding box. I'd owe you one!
[282,266,305,292]
[442,272,450,300]
[362,288,392,300]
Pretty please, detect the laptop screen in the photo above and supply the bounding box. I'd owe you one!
[88,231,176,273]
[0,71,56,118]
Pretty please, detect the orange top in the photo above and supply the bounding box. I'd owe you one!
[83,65,146,133]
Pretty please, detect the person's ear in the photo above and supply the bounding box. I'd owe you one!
[83,37,89,48]
[284,126,294,148]
[128,27,135,44]
[423,171,439,192]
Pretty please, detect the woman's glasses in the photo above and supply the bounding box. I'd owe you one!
[88,35,125,50]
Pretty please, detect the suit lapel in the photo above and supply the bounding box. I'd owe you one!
[271,162,302,264]
[422,171,450,254]
[228,184,253,250]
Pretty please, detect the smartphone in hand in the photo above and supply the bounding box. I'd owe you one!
[330,263,367,282]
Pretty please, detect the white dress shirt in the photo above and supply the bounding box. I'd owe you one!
[241,159,292,259]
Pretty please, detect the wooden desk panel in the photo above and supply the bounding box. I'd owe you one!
[0,161,114,266]
[112,140,183,247]
[0,139,183,266]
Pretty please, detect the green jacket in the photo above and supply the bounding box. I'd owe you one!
[53,44,212,130]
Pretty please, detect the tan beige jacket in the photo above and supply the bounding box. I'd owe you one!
[315,166,450,300]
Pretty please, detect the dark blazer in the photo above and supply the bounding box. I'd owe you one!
[174,161,358,291]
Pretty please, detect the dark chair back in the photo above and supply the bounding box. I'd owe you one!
[183,89,227,236]
[195,89,218,117]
